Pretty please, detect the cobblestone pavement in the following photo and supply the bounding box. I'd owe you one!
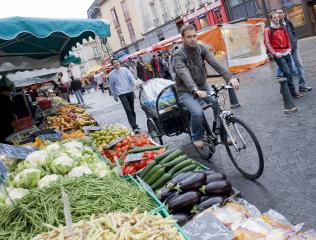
[83,36,316,228]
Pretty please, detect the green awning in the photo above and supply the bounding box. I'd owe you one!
[0,17,111,71]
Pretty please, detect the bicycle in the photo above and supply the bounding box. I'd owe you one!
[181,84,264,180]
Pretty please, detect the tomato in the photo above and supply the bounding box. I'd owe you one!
[116,142,122,148]
[145,139,150,145]
[139,159,147,169]
[133,161,141,170]
[136,140,142,146]
[116,147,122,152]
[123,165,137,175]
[122,139,128,146]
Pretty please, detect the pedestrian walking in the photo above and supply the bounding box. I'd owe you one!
[277,9,312,92]
[264,11,302,114]
[70,77,84,104]
[57,73,70,102]
[109,59,140,133]
[136,61,145,82]
[150,55,159,78]
[158,52,171,79]
[94,71,105,93]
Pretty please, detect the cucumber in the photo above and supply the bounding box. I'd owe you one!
[146,168,165,185]
[160,149,183,165]
[173,164,198,177]
[163,155,188,168]
[154,148,177,163]
[151,173,172,190]
[128,145,167,153]
[139,160,157,178]
[143,164,161,181]
[168,159,196,176]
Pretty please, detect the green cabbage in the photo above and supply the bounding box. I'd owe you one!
[13,168,41,189]
[50,156,75,175]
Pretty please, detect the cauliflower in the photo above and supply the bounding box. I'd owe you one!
[37,174,61,188]
[5,188,29,206]
[25,150,48,168]
[90,162,111,177]
[67,166,93,178]
[0,155,20,171]
[46,143,61,153]
[51,156,75,175]
[63,141,83,150]
[13,168,41,189]
[65,148,82,160]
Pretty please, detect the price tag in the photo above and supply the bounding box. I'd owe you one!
[106,136,125,149]
[61,187,74,234]
[38,131,62,142]
[183,210,233,240]
[0,160,8,186]
[82,126,101,134]
[0,143,36,159]
[125,153,144,163]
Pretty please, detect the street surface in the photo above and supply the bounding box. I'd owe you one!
[75,36,316,228]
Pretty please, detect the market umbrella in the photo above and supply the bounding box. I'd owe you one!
[0,16,111,72]
[83,65,101,78]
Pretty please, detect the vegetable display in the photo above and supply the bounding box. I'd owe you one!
[0,175,156,239]
[0,140,112,206]
[33,210,183,240]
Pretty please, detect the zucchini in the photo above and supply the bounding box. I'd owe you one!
[138,160,157,178]
[163,155,188,168]
[154,148,177,162]
[160,149,183,165]
[173,164,197,177]
[175,172,207,192]
[151,173,172,190]
[128,145,167,153]
[143,164,161,181]
[118,150,128,164]
[168,159,196,176]
[168,191,201,213]
[200,180,232,195]
[146,168,165,185]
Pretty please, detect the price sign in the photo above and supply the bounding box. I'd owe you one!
[38,131,62,142]
[183,210,233,240]
[0,143,36,159]
[106,136,125,149]
[125,153,144,163]
[61,187,74,234]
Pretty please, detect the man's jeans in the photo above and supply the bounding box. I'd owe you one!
[119,92,138,130]
[178,84,219,141]
[276,49,306,87]
[274,54,296,96]
[74,90,84,104]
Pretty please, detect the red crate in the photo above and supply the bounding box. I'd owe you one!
[11,116,33,130]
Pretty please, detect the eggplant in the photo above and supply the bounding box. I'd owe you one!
[203,170,216,175]
[200,180,232,195]
[165,191,181,205]
[196,196,224,212]
[167,172,194,189]
[176,172,207,192]
[168,191,201,212]
[206,172,227,184]
[156,187,175,201]
[200,195,211,202]
[172,213,191,226]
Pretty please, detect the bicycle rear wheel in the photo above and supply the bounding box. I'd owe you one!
[222,116,264,180]
[147,118,163,145]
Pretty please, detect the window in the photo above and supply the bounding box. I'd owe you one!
[230,0,243,7]
[79,66,85,75]
[287,5,305,27]
[121,0,130,20]
[111,8,120,27]
[150,2,160,26]
[127,21,136,42]
[264,0,283,12]
[198,15,209,28]
[214,8,224,23]
[160,0,168,19]
[174,0,181,16]
[92,46,100,57]
[157,32,165,41]
[117,28,126,47]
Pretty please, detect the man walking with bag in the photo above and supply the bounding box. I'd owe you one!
[109,59,140,133]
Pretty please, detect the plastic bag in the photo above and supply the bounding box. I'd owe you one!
[289,230,316,240]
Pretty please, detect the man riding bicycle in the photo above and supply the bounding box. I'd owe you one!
[172,24,240,149]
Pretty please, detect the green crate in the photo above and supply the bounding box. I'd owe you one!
[151,206,190,240]
[96,152,115,167]
[197,162,209,170]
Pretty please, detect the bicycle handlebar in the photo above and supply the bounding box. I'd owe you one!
[193,84,232,99]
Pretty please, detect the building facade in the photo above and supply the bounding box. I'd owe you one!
[68,38,105,78]
[87,0,231,57]
[224,0,316,37]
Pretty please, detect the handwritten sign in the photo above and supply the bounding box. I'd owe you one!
[38,130,62,142]
[82,126,101,134]
[0,160,8,186]
[0,143,36,159]
[125,153,144,163]
[61,187,74,234]
[183,210,233,240]
[106,136,125,149]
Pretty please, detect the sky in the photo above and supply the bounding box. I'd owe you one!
[0,0,94,19]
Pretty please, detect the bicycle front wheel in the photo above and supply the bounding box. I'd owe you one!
[222,116,264,180]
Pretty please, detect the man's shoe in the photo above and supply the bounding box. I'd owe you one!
[292,93,304,98]
[193,140,204,149]
[277,77,287,83]
[299,86,312,92]
[284,107,298,114]
[133,127,141,134]
[230,103,241,109]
